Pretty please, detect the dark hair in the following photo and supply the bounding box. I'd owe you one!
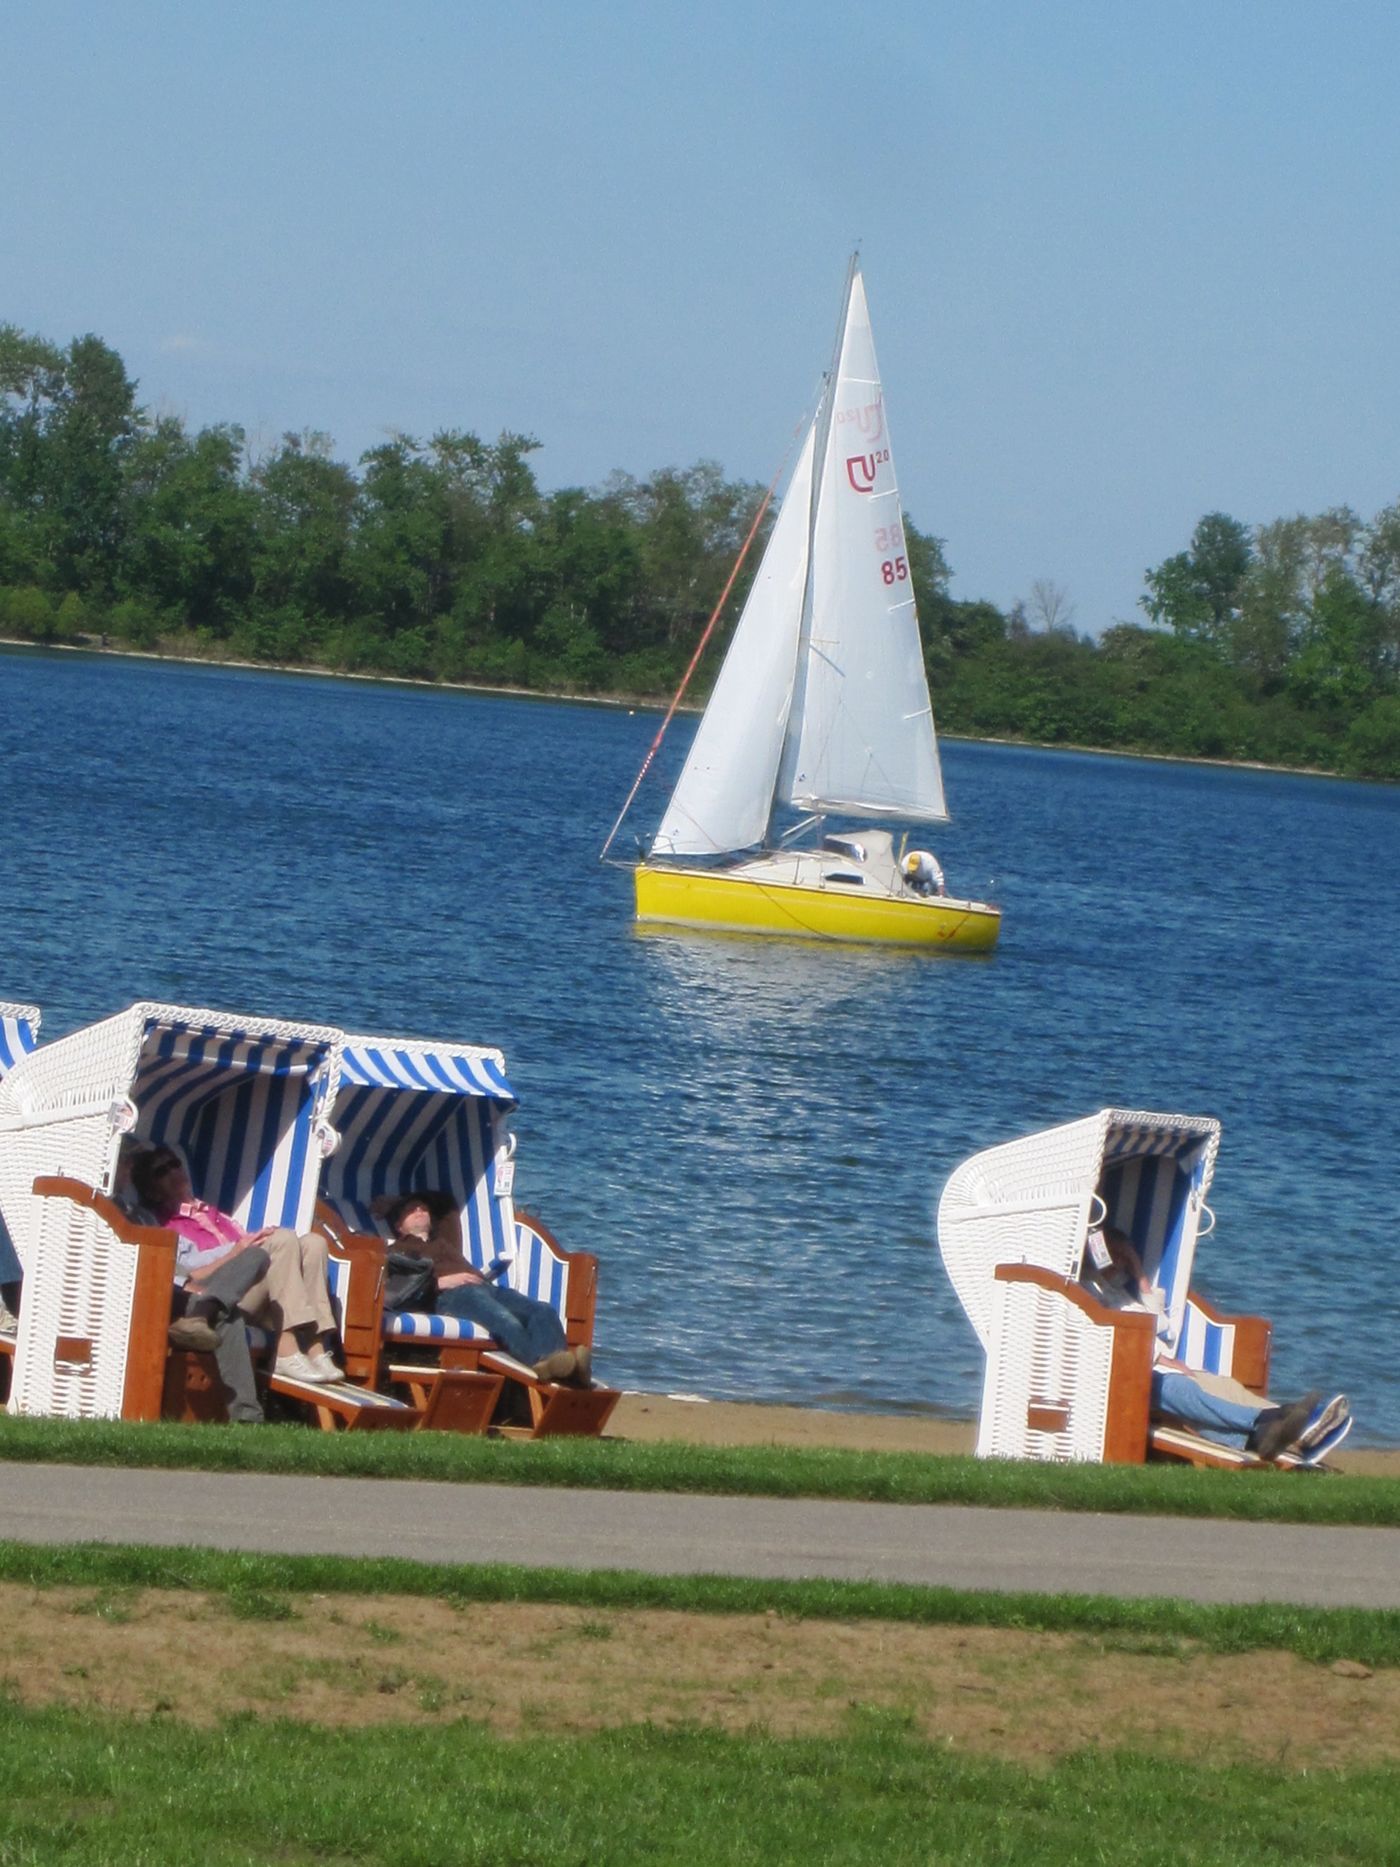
[385,1191,434,1232]
[130,1148,183,1207]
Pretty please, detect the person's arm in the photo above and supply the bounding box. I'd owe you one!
[415,1231,484,1287]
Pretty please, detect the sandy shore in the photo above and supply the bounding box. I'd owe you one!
[607,1392,1400,1475]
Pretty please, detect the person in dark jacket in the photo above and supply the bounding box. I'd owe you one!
[385,1192,590,1386]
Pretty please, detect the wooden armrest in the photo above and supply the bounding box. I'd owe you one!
[992,1261,1158,1335]
[30,1175,177,1422]
[1185,1286,1272,1392]
[517,1208,599,1348]
[318,1208,388,1387]
[992,1261,1155,1464]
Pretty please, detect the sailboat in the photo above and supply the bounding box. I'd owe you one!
[622,257,1001,951]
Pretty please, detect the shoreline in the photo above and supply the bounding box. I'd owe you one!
[607,1392,1400,1474]
[2,634,1366,786]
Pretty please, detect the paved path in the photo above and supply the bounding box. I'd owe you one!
[4,1463,1399,1608]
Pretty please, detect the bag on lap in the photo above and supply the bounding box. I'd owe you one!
[383,1249,436,1313]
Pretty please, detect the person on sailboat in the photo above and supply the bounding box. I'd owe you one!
[901,850,946,897]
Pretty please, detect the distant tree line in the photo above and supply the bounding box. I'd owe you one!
[3,324,1398,779]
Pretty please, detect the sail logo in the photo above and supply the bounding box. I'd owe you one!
[845,449,889,494]
[835,398,885,444]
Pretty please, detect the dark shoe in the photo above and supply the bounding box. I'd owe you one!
[1293,1394,1350,1456]
[533,1349,577,1384]
[1247,1391,1319,1462]
[168,1314,221,1352]
[570,1345,593,1388]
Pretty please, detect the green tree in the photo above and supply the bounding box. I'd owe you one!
[250,432,357,633]
[1141,512,1252,649]
[120,418,254,631]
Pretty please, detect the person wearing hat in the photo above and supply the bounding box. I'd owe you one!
[901,849,945,897]
[384,1192,590,1387]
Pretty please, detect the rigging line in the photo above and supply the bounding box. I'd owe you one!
[598,427,800,862]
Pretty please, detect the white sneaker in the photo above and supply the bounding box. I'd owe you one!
[273,1350,325,1385]
[309,1355,346,1384]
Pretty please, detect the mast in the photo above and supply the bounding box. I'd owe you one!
[769,251,859,844]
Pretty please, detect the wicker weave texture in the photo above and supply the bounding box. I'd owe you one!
[9,1194,138,1418]
[0,1001,342,1266]
[977,1277,1114,1461]
[939,1108,1223,1465]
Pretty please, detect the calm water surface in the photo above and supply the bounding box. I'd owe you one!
[3,646,1397,1441]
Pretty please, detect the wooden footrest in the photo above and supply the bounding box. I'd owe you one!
[1149,1422,1309,1471]
[479,1351,620,1438]
[387,1363,503,1434]
[266,1371,421,1432]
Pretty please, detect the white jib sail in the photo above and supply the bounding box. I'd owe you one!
[780,268,948,824]
[649,423,816,857]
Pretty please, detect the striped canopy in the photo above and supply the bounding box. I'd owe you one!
[0,1002,40,1078]
[338,1041,516,1103]
[322,1035,518,1269]
[1097,1114,1218,1357]
[134,1014,340,1232]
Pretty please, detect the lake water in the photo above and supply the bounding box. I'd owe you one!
[3,644,1397,1443]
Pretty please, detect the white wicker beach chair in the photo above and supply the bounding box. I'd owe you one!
[0,1002,342,1421]
[937,1109,1272,1465]
[318,1032,616,1435]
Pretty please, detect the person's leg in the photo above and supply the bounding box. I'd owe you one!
[192,1248,269,1423]
[237,1230,328,1362]
[1152,1369,1263,1437]
[492,1285,568,1363]
[434,1282,567,1367]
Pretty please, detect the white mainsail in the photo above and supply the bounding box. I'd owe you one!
[779,268,947,824]
[650,259,946,860]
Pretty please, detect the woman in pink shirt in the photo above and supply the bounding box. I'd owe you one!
[132,1147,343,1385]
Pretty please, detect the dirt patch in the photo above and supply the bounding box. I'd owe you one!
[2,1584,1396,1770]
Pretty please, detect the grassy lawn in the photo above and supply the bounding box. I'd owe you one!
[1,1696,1394,1865]
[2,1413,1398,1526]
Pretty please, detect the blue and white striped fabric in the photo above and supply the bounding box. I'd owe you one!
[1176,1296,1233,1375]
[0,1003,40,1078]
[134,1019,337,1231]
[322,1038,518,1273]
[339,1043,516,1103]
[1100,1126,1213,1355]
[385,1309,491,1343]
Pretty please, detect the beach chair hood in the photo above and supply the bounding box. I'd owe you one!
[321,1033,519,1271]
[937,1107,1221,1358]
[0,1001,342,1267]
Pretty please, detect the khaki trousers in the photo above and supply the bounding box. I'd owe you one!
[237,1229,335,1338]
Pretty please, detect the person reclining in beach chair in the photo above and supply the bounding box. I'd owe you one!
[114,1138,272,1423]
[132,1145,345,1391]
[1084,1221,1350,1463]
[383,1191,592,1388]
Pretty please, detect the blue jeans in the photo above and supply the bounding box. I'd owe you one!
[434,1281,567,1367]
[1152,1369,1262,1438]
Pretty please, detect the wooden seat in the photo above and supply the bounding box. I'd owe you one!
[385,1362,504,1433]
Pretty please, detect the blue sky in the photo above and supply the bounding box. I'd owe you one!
[5,0,1398,635]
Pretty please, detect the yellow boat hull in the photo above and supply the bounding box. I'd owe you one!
[634,864,1001,951]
